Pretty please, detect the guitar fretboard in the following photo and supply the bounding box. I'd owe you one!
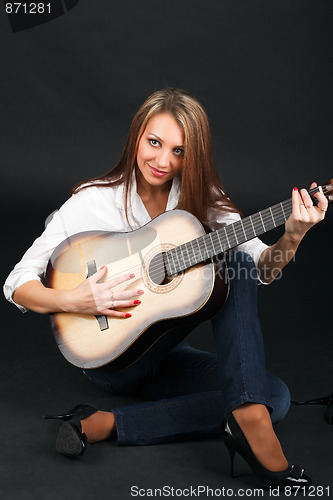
[164,185,325,276]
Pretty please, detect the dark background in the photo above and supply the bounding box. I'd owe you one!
[1,1,332,499]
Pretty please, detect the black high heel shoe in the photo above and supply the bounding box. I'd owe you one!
[43,404,98,457]
[221,414,312,489]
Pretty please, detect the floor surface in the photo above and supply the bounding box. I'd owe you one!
[1,205,332,499]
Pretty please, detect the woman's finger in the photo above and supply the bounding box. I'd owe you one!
[310,181,329,210]
[300,183,328,218]
[299,188,314,211]
[98,308,133,319]
[89,265,108,283]
[291,186,303,215]
[110,288,144,301]
[90,268,135,287]
[108,272,136,288]
[109,298,141,309]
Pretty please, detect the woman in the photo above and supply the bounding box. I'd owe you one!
[4,88,328,487]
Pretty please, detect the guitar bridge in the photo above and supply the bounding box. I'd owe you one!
[86,260,109,331]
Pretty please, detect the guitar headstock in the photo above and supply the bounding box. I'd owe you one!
[321,179,333,204]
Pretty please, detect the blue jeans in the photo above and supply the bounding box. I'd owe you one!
[84,251,290,445]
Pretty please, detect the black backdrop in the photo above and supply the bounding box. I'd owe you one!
[1,1,333,498]
[1,0,332,209]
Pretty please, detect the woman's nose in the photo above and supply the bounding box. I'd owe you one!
[156,149,171,169]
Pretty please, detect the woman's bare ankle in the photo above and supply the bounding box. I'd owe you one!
[233,403,269,425]
[232,403,288,472]
[81,411,117,443]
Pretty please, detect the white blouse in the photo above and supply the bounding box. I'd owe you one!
[4,175,269,312]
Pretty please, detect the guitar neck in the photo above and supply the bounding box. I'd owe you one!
[164,184,323,276]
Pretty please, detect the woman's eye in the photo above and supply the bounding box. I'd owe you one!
[148,139,159,147]
[174,148,184,156]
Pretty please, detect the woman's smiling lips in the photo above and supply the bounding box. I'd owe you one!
[148,164,168,177]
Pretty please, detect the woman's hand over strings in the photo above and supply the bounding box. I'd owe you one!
[285,182,328,243]
[258,182,328,283]
[65,267,143,318]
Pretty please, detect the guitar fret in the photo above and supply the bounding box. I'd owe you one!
[190,240,197,264]
[185,243,191,266]
[280,202,287,222]
[177,245,185,269]
[223,227,231,248]
[164,251,172,275]
[169,249,176,274]
[245,216,256,239]
[209,232,221,256]
[261,209,272,227]
[175,243,192,273]
[173,248,181,272]
[209,233,215,254]
[216,231,224,253]
[194,239,203,262]
[232,224,239,244]
[241,221,250,241]
[224,226,237,248]
[252,212,264,233]
[240,219,247,239]
[269,207,276,227]
[259,212,266,231]
[202,236,210,259]
[176,244,186,270]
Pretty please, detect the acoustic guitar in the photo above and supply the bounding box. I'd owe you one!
[45,181,332,372]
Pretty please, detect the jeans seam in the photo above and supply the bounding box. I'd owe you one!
[231,267,248,399]
[111,408,125,443]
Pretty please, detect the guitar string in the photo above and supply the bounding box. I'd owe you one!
[149,183,329,277]
[94,185,330,283]
[97,201,291,283]
[167,184,331,273]
[100,189,323,282]
[99,187,329,282]
[167,200,293,273]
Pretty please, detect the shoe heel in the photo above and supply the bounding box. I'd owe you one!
[222,413,312,489]
[43,404,98,458]
[55,422,87,457]
[222,430,236,477]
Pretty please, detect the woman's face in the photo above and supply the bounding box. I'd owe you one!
[136,112,184,189]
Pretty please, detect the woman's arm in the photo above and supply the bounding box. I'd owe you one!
[6,187,144,317]
[257,182,328,283]
[13,280,71,314]
[12,267,143,318]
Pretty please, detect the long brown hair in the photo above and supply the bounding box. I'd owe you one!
[73,88,240,223]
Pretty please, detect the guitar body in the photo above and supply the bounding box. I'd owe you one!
[45,210,229,372]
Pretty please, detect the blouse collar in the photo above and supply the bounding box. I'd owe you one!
[115,170,182,222]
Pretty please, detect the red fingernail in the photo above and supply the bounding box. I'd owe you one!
[129,273,135,278]
[293,187,298,191]
[137,290,144,294]
[125,313,132,318]
[100,266,106,270]
[134,300,141,305]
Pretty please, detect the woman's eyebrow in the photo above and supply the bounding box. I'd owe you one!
[147,133,163,141]
[147,132,184,148]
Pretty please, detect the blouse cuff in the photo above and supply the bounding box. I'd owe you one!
[3,273,42,313]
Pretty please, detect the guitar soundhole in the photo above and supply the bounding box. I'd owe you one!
[143,244,183,293]
[148,252,172,285]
